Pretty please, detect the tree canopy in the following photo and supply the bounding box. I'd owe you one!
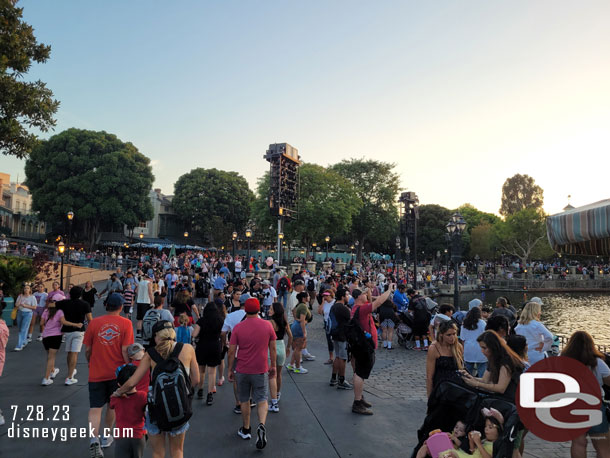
[416,204,453,258]
[329,159,400,256]
[25,128,154,247]
[1,0,59,158]
[173,168,254,246]
[499,174,544,216]
[494,208,553,266]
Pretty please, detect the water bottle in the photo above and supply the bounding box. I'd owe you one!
[364,331,372,339]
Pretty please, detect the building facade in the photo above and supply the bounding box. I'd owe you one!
[123,188,182,240]
[0,173,47,239]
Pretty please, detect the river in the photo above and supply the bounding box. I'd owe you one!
[448,290,610,348]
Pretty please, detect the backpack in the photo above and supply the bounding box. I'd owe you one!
[176,326,191,344]
[345,307,374,354]
[326,307,339,337]
[195,278,208,298]
[147,343,193,431]
[278,277,289,293]
[307,279,315,291]
[142,309,162,343]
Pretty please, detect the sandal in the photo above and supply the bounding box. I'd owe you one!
[218,376,225,386]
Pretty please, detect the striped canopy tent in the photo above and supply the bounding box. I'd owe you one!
[546,199,610,255]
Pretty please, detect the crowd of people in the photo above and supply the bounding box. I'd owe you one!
[0,249,609,458]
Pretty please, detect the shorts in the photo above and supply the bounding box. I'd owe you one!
[235,372,268,404]
[588,404,609,434]
[136,303,151,320]
[145,411,190,436]
[114,437,146,457]
[64,331,84,353]
[353,348,375,380]
[35,306,46,317]
[333,340,348,360]
[269,340,286,367]
[290,321,304,339]
[381,319,395,328]
[88,379,118,408]
[123,305,132,315]
[42,335,62,350]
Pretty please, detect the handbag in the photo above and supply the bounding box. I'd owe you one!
[11,306,17,321]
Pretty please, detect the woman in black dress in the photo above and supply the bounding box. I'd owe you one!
[82,281,97,309]
[426,320,464,398]
[192,302,224,405]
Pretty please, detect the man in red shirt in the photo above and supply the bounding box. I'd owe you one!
[350,285,393,415]
[228,298,277,450]
[84,293,134,458]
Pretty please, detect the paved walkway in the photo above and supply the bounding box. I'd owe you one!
[0,287,597,457]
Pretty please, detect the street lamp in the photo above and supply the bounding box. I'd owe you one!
[325,236,330,261]
[350,245,355,263]
[312,242,317,262]
[446,212,467,309]
[232,231,238,258]
[395,236,401,276]
[245,229,252,271]
[184,231,188,238]
[138,232,143,261]
[405,245,411,283]
[58,241,65,290]
[278,232,284,264]
[355,240,360,263]
[67,211,74,261]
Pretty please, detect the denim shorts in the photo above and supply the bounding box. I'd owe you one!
[145,411,190,436]
[588,404,609,435]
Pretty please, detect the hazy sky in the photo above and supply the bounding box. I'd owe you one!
[4,0,610,216]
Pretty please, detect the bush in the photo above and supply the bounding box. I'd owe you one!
[0,255,37,298]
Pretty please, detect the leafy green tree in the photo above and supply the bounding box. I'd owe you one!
[173,168,254,246]
[499,174,544,216]
[1,0,59,158]
[494,208,553,268]
[25,129,154,248]
[416,204,453,258]
[329,159,400,259]
[0,254,37,297]
[469,223,497,260]
[251,164,361,250]
[457,204,501,256]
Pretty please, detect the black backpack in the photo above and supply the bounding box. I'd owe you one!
[142,309,162,344]
[345,307,374,354]
[147,343,193,431]
[307,278,315,291]
[195,278,208,298]
[278,277,289,293]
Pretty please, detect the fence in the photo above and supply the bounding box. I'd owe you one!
[488,278,610,290]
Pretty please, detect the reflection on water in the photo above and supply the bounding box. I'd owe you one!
[453,291,610,347]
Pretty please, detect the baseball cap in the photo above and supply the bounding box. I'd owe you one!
[105,292,124,308]
[530,297,543,305]
[262,280,270,286]
[244,297,260,313]
[127,343,144,358]
[469,298,483,310]
[151,320,174,337]
[351,289,362,299]
[294,279,305,286]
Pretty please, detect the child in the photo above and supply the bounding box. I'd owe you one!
[175,313,192,344]
[127,343,150,394]
[481,306,492,321]
[440,408,503,458]
[109,364,147,458]
[416,420,469,458]
[122,282,135,320]
[0,301,8,425]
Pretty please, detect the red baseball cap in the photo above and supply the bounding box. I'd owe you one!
[244,298,260,313]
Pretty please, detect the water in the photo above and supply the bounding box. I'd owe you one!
[449,290,610,347]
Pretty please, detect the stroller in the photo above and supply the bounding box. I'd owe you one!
[396,310,415,349]
[411,381,523,458]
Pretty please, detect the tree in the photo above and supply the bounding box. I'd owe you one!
[457,203,501,256]
[494,208,553,268]
[329,159,400,258]
[416,204,453,258]
[499,174,544,216]
[469,223,496,260]
[1,0,59,158]
[25,129,154,248]
[173,168,254,246]
[251,164,361,250]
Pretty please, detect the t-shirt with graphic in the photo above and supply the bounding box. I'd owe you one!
[109,390,147,438]
[34,291,48,309]
[84,315,134,382]
[229,317,276,374]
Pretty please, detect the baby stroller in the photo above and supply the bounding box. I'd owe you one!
[411,381,523,458]
[396,310,415,349]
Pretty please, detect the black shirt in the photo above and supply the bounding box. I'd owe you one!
[82,288,97,308]
[56,298,91,333]
[330,302,351,342]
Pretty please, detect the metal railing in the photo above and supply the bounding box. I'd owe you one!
[488,278,610,290]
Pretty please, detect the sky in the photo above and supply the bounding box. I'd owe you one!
[3,0,610,216]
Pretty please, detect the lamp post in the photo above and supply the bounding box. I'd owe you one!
[405,245,411,284]
[58,241,65,290]
[444,248,449,284]
[232,231,237,259]
[278,232,284,264]
[67,211,74,261]
[395,236,401,276]
[446,212,467,310]
[350,245,355,263]
[312,242,317,262]
[245,229,252,272]
[355,240,359,263]
[138,232,143,261]
[325,236,330,261]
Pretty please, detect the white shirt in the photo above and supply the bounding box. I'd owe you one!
[286,291,299,325]
[235,260,242,272]
[460,320,487,363]
[261,286,277,306]
[515,320,554,365]
[592,358,610,396]
[222,309,246,333]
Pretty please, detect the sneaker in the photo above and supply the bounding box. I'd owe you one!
[277,392,281,402]
[337,381,353,390]
[14,347,22,351]
[217,376,225,386]
[197,389,204,399]
[65,377,78,386]
[206,393,214,406]
[285,364,295,372]
[100,436,113,448]
[27,335,32,342]
[37,335,43,341]
[352,400,373,415]
[256,423,267,449]
[233,405,242,415]
[268,403,279,413]
[303,354,316,361]
[414,346,421,351]
[41,378,53,386]
[293,367,308,374]
[237,427,251,440]
[50,368,60,379]
[324,358,334,365]
[90,441,104,458]
[329,378,338,386]
[360,396,372,408]
[423,346,429,351]
[250,399,256,408]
